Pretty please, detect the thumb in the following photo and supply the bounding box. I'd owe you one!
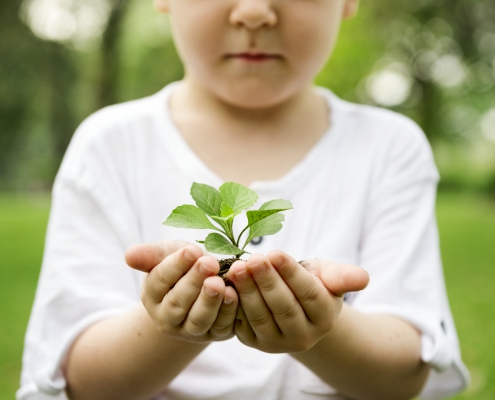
[125,240,194,273]
[309,260,369,297]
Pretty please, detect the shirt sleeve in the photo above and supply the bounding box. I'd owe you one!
[349,120,470,399]
[17,112,143,400]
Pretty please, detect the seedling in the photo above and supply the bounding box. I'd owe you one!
[163,182,293,280]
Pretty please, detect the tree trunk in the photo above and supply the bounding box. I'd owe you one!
[98,0,130,108]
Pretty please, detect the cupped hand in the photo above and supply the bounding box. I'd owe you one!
[125,240,239,343]
[227,251,369,354]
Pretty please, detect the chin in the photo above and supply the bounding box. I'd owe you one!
[214,81,297,110]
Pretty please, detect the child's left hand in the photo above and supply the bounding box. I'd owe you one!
[227,252,369,354]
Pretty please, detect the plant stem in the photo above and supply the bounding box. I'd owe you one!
[236,225,250,248]
[212,226,230,235]
[241,239,250,251]
[210,218,236,243]
[226,219,237,244]
[216,230,236,244]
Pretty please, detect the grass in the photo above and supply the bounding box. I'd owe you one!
[0,194,51,398]
[0,191,494,399]
[436,192,495,399]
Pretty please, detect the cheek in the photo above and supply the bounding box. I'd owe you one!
[282,4,343,70]
[170,6,226,70]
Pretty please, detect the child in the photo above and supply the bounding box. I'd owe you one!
[18,0,469,399]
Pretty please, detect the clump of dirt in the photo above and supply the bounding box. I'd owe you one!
[218,257,240,287]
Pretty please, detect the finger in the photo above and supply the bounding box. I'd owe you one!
[160,256,219,326]
[228,260,280,337]
[144,245,204,303]
[268,251,333,324]
[125,240,194,273]
[246,254,306,334]
[310,259,370,297]
[234,305,256,347]
[182,276,226,336]
[209,286,239,340]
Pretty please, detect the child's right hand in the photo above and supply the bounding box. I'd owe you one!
[126,241,238,344]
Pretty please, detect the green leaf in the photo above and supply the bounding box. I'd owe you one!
[205,233,243,255]
[259,199,293,211]
[246,213,285,244]
[196,240,205,244]
[190,183,222,216]
[246,200,293,226]
[210,215,233,238]
[213,203,241,223]
[211,214,237,223]
[219,182,258,213]
[220,202,235,217]
[246,209,283,226]
[163,205,218,230]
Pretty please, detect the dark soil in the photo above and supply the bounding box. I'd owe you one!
[218,257,240,287]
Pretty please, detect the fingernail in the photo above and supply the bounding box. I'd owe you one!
[271,255,284,269]
[224,297,234,305]
[184,248,196,262]
[199,262,213,276]
[249,261,266,275]
[234,269,248,281]
[205,286,219,297]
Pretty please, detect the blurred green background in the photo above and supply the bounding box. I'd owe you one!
[1,0,494,398]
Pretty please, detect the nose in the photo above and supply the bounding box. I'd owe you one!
[229,0,277,30]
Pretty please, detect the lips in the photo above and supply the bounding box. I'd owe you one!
[227,52,282,62]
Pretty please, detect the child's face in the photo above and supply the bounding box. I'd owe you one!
[155,0,358,109]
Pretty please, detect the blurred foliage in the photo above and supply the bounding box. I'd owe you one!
[0,0,494,191]
[0,0,183,191]
[365,0,495,137]
[0,1,74,189]
[324,0,495,194]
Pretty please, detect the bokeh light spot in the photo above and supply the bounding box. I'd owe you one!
[366,68,413,107]
[20,0,111,51]
[480,109,495,142]
[431,54,467,88]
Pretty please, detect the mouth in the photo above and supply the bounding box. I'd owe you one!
[226,52,282,63]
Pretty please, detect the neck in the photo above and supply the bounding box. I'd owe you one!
[167,75,330,186]
[174,75,324,135]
